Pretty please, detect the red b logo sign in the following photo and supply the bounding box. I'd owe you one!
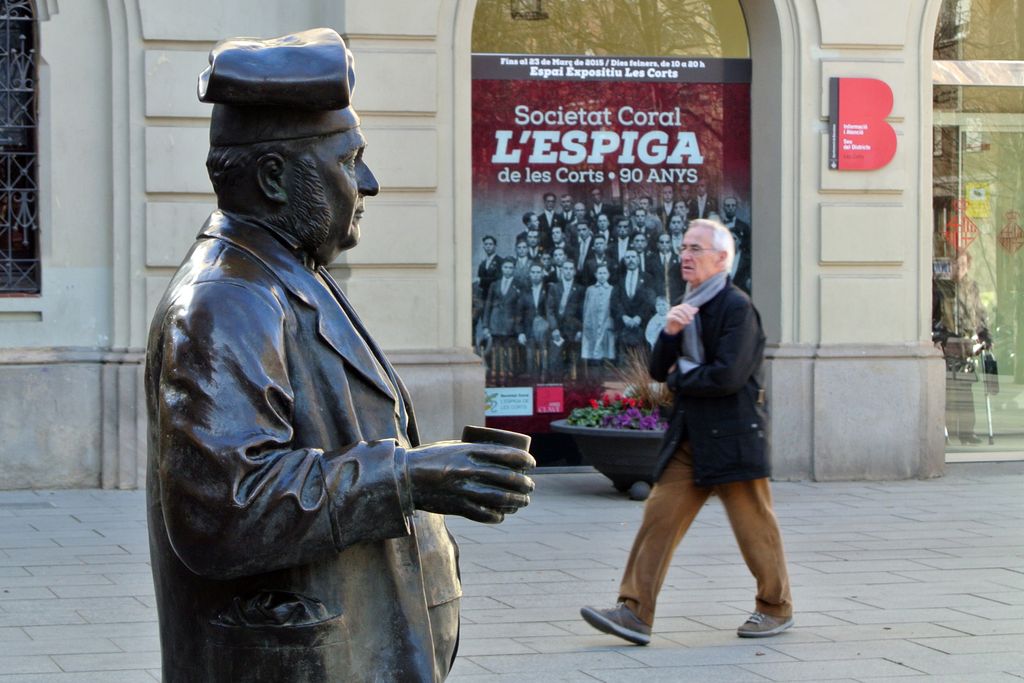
[829,78,897,171]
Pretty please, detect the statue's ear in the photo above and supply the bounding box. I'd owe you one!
[256,153,288,204]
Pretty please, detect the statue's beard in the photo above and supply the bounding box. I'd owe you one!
[266,158,335,258]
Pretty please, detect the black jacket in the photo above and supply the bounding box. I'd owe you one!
[649,281,768,487]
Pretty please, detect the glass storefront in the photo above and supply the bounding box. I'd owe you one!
[933,0,1024,456]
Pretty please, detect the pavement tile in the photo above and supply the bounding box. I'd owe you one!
[586,664,771,682]
[859,675,1024,683]
[805,622,966,641]
[0,638,121,656]
[23,623,159,641]
[108,636,161,653]
[450,671,597,682]
[50,651,163,672]
[461,651,644,674]
[0,673,155,683]
[0,587,56,601]
[909,633,1024,654]
[0,464,1020,681]
[455,638,539,656]
[620,642,797,667]
[821,607,973,625]
[737,657,924,680]
[765,638,941,662]
[934,618,1024,636]
[881,651,1024,677]
[0,656,60,675]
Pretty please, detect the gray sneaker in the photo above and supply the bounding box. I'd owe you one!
[580,602,651,645]
[737,611,794,638]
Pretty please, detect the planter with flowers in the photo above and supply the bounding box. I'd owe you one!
[550,351,671,500]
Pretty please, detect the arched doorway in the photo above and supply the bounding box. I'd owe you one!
[468,0,753,465]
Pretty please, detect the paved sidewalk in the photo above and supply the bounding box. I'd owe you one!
[0,462,1022,682]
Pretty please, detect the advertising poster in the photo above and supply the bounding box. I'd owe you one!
[471,54,750,460]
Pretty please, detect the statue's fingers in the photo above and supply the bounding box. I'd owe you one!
[469,443,536,471]
[456,499,505,524]
[473,466,535,494]
[460,480,531,512]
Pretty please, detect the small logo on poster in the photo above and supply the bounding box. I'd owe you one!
[484,387,534,417]
[535,385,564,414]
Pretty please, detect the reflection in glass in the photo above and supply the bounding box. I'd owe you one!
[935,0,1024,61]
[932,83,1024,451]
[472,0,749,58]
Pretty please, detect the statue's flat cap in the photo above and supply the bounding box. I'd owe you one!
[199,28,359,146]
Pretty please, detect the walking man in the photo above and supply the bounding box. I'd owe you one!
[581,219,793,645]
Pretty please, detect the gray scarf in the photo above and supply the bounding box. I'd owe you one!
[677,271,728,374]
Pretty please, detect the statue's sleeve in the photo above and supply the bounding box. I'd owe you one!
[155,279,412,580]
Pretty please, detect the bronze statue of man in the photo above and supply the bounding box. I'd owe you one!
[145,28,534,682]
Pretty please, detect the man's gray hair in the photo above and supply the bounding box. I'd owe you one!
[687,218,735,273]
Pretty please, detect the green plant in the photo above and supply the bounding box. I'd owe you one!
[566,349,670,431]
[566,393,667,430]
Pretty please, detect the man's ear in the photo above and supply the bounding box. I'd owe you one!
[256,153,288,204]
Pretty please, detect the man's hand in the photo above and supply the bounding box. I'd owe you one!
[664,303,699,335]
[406,442,536,523]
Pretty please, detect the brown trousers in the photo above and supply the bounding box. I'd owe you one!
[618,443,793,626]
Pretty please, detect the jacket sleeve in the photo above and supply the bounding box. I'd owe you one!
[648,329,683,382]
[671,296,762,397]
[154,280,412,580]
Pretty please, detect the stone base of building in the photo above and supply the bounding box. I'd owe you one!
[1,344,946,489]
[766,343,946,481]
[0,347,486,490]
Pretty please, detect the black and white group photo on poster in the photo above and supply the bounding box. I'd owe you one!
[471,182,753,387]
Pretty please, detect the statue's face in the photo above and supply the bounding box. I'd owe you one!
[309,128,378,265]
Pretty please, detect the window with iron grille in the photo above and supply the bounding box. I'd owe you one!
[0,0,38,294]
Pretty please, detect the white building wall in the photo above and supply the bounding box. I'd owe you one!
[0,0,949,488]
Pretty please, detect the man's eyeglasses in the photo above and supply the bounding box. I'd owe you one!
[680,244,715,255]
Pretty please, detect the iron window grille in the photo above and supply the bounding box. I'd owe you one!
[0,0,38,294]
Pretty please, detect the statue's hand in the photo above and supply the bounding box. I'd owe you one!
[406,442,535,523]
